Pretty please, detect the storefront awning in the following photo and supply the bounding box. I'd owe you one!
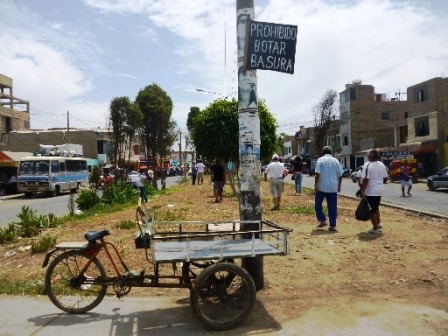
[398,140,438,154]
[0,151,33,167]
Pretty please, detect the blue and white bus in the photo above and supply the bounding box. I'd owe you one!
[17,157,89,197]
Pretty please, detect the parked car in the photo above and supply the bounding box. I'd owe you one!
[127,171,140,188]
[427,167,448,191]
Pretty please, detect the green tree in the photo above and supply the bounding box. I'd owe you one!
[192,98,279,164]
[109,96,131,166]
[186,106,201,135]
[123,103,143,168]
[136,84,177,188]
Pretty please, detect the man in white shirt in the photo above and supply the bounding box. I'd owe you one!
[264,154,285,210]
[196,160,205,185]
[361,149,389,234]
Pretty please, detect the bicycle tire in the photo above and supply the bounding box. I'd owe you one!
[190,262,256,330]
[45,250,107,314]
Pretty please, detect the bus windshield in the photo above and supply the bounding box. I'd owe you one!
[18,160,50,175]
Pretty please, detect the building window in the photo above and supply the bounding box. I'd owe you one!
[414,86,428,103]
[381,112,390,120]
[341,111,349,124]
[415,116,429,137]
[350,88,356,101]
[404,112,408,119]
[343,134,349,146]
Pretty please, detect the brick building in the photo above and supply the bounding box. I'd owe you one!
[339,81,408,169]
[0,129,112,162]
[0,74,30,134]
[395,77,448,174]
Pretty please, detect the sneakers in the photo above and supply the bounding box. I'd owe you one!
[329,226,337,231]
[317,221,327,228]
[378,223,383,229]
[368,229,381,234]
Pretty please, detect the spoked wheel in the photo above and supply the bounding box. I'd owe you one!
[190,262,256,330]
[45,250,107,313]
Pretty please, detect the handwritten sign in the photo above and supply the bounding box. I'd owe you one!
[245,20,298,74]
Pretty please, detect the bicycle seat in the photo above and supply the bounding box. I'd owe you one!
[85,230,110,242]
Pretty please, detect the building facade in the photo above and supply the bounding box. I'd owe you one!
[0,129,112,162]
[0,74,30,134]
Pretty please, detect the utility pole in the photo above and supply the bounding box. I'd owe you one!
[178,130,182,168]
[237,0,264,290]
[67,110,71,157]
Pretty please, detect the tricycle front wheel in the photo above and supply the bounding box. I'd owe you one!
[190,262,256,330]
[45,250,107,314]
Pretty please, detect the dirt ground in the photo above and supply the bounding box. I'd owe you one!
[1,180,448,334]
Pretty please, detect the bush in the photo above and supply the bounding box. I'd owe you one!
[31,234,57,253]
[115,220,136,230]
[12,206,61,239]
[0,224,17,244]
[76,189,101,211]
[102,181,138,205]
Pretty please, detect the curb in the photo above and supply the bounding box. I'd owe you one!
[339,193,448,220]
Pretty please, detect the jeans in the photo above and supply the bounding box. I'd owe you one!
[294,173,303,193]
[315,191,338,227]
[192,174,197,185]
[139,186,148,203]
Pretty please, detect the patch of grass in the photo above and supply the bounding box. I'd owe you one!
[0,275,45,295]
[115,220,136,230]
[288,205,316,215]
[31,234,57,254]
[154,209,186,221]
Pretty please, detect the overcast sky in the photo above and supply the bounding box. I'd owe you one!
[1,0,447,134]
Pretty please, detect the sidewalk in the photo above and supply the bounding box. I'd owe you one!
[1,295,447,335]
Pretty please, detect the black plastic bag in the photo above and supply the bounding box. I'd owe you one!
[355,198,371,221]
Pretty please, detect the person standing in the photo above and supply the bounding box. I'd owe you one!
[400,161,412,196]
[137,171,148,203]
[292,156,303,195]
[361,149,389,234]
[196,160,205,185]
[264,154,285,210]
[314,146,344,231]
[210,159,225,203]
[191,162,198,185]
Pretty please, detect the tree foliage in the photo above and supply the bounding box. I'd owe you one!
[186,106,201,135]
[313,89,339,154]
[192,98,279,164]
[109,96,131,166]
[123,103,143,165]
[136,84,177,187]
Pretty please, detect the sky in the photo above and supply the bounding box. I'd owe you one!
[1,0,448,135]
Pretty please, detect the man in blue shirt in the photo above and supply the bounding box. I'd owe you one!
[314,146,344,231]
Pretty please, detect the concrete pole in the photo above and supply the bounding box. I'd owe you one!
[237,0,264,290]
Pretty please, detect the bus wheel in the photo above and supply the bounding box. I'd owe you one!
[52,186,60,197]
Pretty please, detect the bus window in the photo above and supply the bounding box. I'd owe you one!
[36,161,50,174]
[60,162,66,172]
[51,161,60,173]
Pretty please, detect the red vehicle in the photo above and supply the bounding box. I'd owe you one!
[389,159,418,183]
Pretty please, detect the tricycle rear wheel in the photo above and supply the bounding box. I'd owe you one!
[190,262,256,330]
[45,250,107,313]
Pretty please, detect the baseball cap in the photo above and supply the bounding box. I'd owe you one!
[272,154,279,160]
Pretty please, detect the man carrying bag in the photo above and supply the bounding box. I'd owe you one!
[359,149,389,234]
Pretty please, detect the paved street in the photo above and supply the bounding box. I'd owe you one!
[285,174,448,218]
[0,177,182,229]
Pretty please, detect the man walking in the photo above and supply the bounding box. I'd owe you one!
[314,146,344,231]
[191,162,198,185]
[292,156,304,195]
[137,170,148,203]
[196,160,205,185]
[264,154,285,210]
[210,159,225,203]
[361,149,389,234]
[400,161,412,196]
